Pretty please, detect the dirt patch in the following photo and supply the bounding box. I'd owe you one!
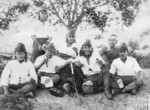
[29,69,150,110]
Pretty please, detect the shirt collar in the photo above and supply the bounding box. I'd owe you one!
[120,56,128,63]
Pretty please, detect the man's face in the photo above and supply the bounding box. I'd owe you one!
[45,49,53,59]
[82,45,92,56]
[67,34,75,43]
[119,50,127,59]
[39,11,48,21]
[108,38,117,47]
[15,52,25,61]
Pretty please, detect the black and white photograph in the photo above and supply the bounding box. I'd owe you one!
[0,0,150,110]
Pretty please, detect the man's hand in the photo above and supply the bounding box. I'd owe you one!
[29,78,36,84]
[75,61,82,67]
[55,66,61,73]
[47,36,52,41]
[38,44,42,51]
[102,46,108,52]
[66,60,73,65]
[42,58,49,66]
[96,59,103,66]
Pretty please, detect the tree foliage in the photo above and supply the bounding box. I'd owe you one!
[128,39,140,51]
[0,1,30,30]
[0,0,143,32]
[85,0,142,31]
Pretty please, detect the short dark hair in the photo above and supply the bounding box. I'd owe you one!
[119,45,128,52]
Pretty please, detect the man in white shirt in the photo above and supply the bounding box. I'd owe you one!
[34,42,69,89]
[31,6,52,63]
[76,39,113,99]
[109,45,143,96]
[0,43,37,97]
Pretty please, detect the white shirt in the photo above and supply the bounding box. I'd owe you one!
[109,56,142,76]
[34,55,67,73]
[0,60,37,86]
[33,20,52,38]
[58,43,77,58]
[76,51,106,76]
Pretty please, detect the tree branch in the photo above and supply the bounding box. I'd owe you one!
[60,1,70,25]
[71,0,79,22]
[68,0,72,24]
[74,0,89,30]
[49,0,67,27]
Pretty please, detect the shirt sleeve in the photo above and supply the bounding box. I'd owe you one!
[109,60,117,74]
[34,56,43,68]
[132,58,142,73]
[0,61,12,86]
[54,56,67,67]
[29,61,38,83]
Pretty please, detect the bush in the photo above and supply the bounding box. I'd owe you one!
[128,40,140,51]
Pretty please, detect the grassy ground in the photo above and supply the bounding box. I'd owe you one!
[29,69,150,110]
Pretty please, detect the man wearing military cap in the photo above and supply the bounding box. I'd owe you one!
[109,45,143,96]
[0,43,37,97]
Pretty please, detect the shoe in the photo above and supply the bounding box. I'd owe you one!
[111,89,120,96]
[63,83,71,94]
[49,87,64,97]
[130,89,136,95]
[105,90,113,100]
[25,92,34,98]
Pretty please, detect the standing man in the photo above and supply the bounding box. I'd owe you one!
[109,45,143,96]
[101,34,120,66]
[31,6,52,63]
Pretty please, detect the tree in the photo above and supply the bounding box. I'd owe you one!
[47,0,143,34]
[48,0,91,33]
[0,0,143,35]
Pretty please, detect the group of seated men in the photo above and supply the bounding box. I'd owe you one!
[0,34,143,100]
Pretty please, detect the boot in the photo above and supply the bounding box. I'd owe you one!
[104,90,113,100]
[111,89,120,96]
[130,89,136,95]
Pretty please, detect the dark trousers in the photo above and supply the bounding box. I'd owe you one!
[119,75,143,89]
[31,38,48,63]
[57,64,85,93]
[110,75,143,93]
[0,81,37,95]
[82,70,112,94]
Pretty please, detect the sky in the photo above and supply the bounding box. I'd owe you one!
[0,0,150,54]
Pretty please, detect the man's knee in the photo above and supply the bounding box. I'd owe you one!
[137,80,143,88]
[51,74,60,83]
[82,85,93,94]
[20,83,37,93]
[82,81,94,94]
[0,87,4,94]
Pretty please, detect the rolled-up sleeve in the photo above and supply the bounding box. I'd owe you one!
[29,62,38,83]
[0,61,11,86]
[132,58,142,73]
